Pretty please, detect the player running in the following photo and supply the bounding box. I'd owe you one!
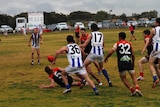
[149,17,160,88]
[104,32,143,96]
[137,30,153,80]
[51,35,99,95]
[80,23,112,87]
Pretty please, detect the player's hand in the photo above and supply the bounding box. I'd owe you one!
[104,58,108,63]
[40,84,45,89]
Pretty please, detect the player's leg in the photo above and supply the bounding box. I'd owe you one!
[93,61,101,75]
[149,56,159,88]
[129,70,143,96]
[81,73,99,95]
[86,64,102,85]
[36,48,40,64]
[137,56,148,80]
[61,70,71,93]
[31,48,35,65]
[99,61,112,86]
[119,71,136,96]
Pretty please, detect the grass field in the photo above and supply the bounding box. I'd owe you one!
[0,28,160,107]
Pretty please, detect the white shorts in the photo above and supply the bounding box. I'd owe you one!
[32,46,40,49]
[150,50,160,58]
[119,70,135,76]
[86,53,104,62]
[65,66,87,75]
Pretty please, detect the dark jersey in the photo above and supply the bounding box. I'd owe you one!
[114,40,134,72]
[49,68,73,87]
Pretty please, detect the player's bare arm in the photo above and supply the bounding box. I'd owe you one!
[79,34,91,48]
[104,49,115,63]
[40,78,55,89]
[52,46,68,64]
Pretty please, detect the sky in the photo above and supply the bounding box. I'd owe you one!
[0,0,160,17]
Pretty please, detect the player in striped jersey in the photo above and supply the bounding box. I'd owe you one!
[80,23,112,86]
[52,35,99,95]
[149,17,160,88]
[28,28,42,65]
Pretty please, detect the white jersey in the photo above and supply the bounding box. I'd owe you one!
[90,31,104,55]
[31,33,40,48]
[67,43,83,67]
[152,26,160,51]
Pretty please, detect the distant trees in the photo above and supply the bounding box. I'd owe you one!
[0,10,158,29]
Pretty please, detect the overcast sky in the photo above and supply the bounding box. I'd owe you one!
[0,0,160,16]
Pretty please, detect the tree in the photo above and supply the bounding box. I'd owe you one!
[95,10,109,21]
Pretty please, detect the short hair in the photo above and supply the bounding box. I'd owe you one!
[156,18,160,25]
[119,32,126,39]
[81,28,86,31]
[91,23,99,31]
[66,35,75,43]
[45,66,52,75]
[143,29,150,35]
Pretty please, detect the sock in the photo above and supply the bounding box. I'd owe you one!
[77,82,81,86]
[66,84,70,89]
[102,69,111,83]
[140,72,143,77]
[153,76,158,82]
[129,87,135,93]
[135,85,140,90]
[93,87,97,91]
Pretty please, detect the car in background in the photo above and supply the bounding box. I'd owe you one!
[137,18,150,27]
[56,22,69,31]
[97,22,103,29]
[150,18,156,27]
[74,22,85,29]
[46,24,58,31]
[127,20,138,27]
[0,25,13,33]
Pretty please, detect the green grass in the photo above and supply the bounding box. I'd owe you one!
[0,28,160,107]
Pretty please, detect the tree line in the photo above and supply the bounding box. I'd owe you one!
[0,10,158,28]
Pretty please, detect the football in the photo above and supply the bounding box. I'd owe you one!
[47,55,54,62]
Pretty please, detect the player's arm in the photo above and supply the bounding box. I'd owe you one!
[40,78,55,89]
[79,34,91,48]
[40,35,43,44]
[52,46,68,64]
[104,43,116,63]
[150,28,155,39]
[141,37,150,54]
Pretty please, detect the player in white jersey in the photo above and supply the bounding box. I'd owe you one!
[80,23,112,86]
[51,35,99,95]
[149,17,160,88]
[28,28,43,65]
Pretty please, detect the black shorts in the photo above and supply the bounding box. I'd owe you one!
[131,31,134,34]
[58,76,73,87]
[118,62,134,72]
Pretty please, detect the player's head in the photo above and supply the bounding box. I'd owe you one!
[156,18,160,26]
[143,29,150,35]
[91,23,99,31]
[66,35,75,43]
[118,32,126,40]
[45,65,52,75]
[81,28,86,35]
[33,28,39,34]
